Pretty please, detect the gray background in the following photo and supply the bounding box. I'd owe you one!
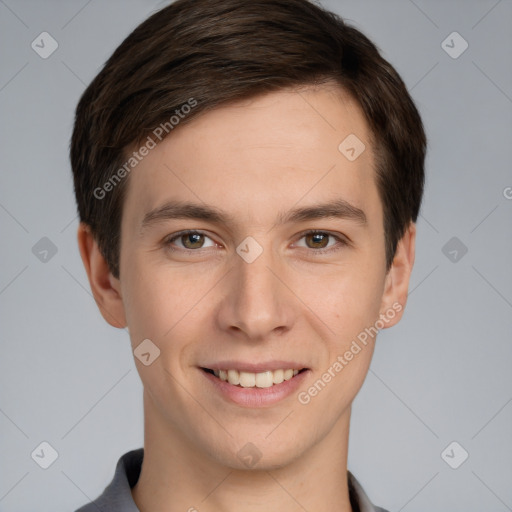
[1,0,511,511]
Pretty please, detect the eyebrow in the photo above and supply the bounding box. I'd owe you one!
[141,198,367,231]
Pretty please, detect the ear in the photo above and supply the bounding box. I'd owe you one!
[77,222,127,329]
[379,222,416,328]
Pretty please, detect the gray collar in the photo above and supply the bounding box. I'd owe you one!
[75,448,388,512]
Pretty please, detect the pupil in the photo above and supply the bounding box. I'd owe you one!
[184,233,203,248]
[309,233,327,248]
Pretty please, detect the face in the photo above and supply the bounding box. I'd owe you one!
[84,84,414,470]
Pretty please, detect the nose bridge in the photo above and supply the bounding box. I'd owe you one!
[221,237,293,339]
[238,248,276,299]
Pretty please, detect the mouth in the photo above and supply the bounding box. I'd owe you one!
[201,367,308,388]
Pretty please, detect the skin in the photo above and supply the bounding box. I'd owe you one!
[78,83,416,512]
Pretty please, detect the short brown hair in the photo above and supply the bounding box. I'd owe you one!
[71,0,426,278]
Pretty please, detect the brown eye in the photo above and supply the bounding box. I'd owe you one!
[294,230,348,254]
[304,232,330,249]
[165,231,217,251]
[181,232,205,249]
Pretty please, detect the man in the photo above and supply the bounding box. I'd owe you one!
[71,0,426,510]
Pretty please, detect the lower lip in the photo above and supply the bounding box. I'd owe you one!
[201,369,310,407]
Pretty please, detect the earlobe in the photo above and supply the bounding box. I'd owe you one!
[77,223,127,329]
[379,222,416,328]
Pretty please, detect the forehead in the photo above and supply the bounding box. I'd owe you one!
[121,84,380,231]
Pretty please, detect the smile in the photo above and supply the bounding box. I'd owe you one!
[203,368,306,388]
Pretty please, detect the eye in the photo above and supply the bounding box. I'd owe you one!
[164,230,218,251]
[163,229,348,255]
[294,230,348,253]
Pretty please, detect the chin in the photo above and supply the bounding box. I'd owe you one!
[204,433,310,472]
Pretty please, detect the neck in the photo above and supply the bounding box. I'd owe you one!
[132,390,354,512]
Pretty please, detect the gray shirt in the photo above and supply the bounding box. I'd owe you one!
[75,448,389,512]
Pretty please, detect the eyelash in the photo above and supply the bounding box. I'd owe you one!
[163,229,349,255]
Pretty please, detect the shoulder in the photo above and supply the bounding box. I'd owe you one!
[347,470,390,512]
[73,448,144,512]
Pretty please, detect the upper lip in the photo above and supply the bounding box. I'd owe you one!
[200,361,309,373]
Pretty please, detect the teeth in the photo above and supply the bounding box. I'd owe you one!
[255,371,273,388]
[239,371,256,387]
[227,369,240,385]
[211,368,303,388]
[273,369,284,384]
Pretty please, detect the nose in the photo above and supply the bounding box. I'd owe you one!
[216,241,297,342]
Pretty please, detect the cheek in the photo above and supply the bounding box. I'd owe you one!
[303,261,385,338]
[119,253,170,347]
[297,271,382,416]
[120,254,215,353]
